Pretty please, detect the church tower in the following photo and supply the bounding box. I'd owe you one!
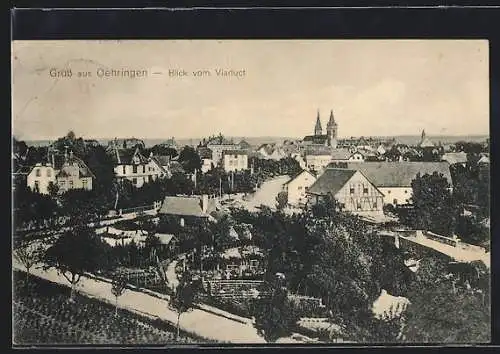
[326,109,338,148]
[314,110,323,136]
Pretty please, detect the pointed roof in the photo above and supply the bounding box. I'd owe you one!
[307,169,358,196]
[328,110,336,125]
[314,110,322,134]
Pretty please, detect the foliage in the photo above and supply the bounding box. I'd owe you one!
[14,183,60,229]
[401,257,490,343]
[43,225,112,300]
[111,276,128,316]
[13,240,46,282]
[13,271,200,344]
[275,191,288,210]
[407,172,458,236]
[253,278,298,342]
[170,273,197,341]
[455,214,490,246]
[178,146,202,174]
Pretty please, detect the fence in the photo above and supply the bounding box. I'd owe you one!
[423,231,460,247]
[119,202,162,216]
[203,280,271,299]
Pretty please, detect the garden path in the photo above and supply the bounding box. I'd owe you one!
[13,258,266,343]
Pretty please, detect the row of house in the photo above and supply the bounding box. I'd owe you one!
[283,161,454,216]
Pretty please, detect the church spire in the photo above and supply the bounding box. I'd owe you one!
[328,109,335,124]
[314,110,323,136]
[421,129,426,143]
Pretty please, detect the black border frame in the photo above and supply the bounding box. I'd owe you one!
[8,5,500,351]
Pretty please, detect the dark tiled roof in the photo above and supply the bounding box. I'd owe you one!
[307,169,357,196]
[152,155,171,167]
[197,147,213,159]
[158,196,216,217]
[303,135,328,144]
[169,161,185,173]
[238,140,252,149]
[109,147,148,165]
[207,136,234,145]
[330,149,353,160]
[342,162,453,187]
[283,170,315,185]
[56,155,96,179]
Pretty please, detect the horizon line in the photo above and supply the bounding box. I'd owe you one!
[15,133,490,142]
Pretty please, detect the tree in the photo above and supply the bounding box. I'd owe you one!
[13,240,45,283]
[410,172,457,236]
[170,273,197,341]
[47,181,59,197]
[44,225,111,301]
[275,191,288,210]
[178,146,202,174]
[253,275,298,342]
[111,276,128,316]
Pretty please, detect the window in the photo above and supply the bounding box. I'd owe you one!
[35,169,41,177]
[133,165,138,174]
[393,199,398,205]
[363,187,369,194]
[404,190,408,194]
[47,169,51,177]
[298,186,303,190]
[82,180,88,189]
[142,165,145,174]
[133,178,137,185]
[69,180,74,188]
[34,181,39,192]
[387,190,391,194]
[350,187,355,194]
[373,202,377,208]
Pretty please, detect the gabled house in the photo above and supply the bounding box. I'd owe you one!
[306,168,384,216]
[282,170,317,206]
[25,151,95,194]
[109,144,167,188]
[343,161,453,206]
[158,194,217,226]
[205,135,239,164]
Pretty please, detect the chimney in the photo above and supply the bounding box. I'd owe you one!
[201,194,209,213]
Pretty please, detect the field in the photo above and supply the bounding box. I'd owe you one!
[12,271,203,345]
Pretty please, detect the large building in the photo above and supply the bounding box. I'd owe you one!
[222,150,249,172]
[302,110,338,149]
[109,143,168,188]
[306,168,384,216]
[25,150,95,195]
[341,161,453,206]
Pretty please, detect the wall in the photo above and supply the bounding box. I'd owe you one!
[224,154,248,172]
[286,172,317,206]
[114,160,164,188]
[334,171,384,215]
[27,165,56,194]
[378,187,412,205]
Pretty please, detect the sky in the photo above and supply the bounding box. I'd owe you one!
[12,40,489,141]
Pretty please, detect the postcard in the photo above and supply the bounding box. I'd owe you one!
[12,39,490,345]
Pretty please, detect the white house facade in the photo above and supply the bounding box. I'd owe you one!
[282,170,317,206]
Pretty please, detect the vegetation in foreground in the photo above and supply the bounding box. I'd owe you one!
[12,271,207,345]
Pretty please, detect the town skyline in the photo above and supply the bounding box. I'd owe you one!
[13,40,489,141]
